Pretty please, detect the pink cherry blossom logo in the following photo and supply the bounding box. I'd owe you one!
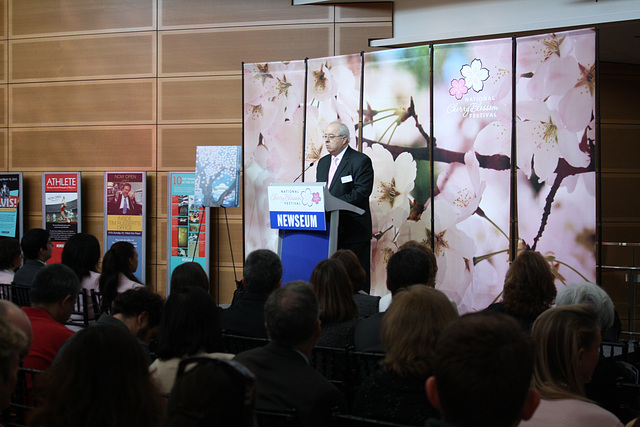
[449,78,468,100]
[312,192,321,204]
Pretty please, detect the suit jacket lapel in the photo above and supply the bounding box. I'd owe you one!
[330,147,351,191]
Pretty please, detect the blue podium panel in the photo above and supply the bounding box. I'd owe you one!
[279,227,330,284]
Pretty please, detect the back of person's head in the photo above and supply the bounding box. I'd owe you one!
[382,285,457,377]
[331,249,366,293]
[0,238,21,271]
[531,304,600,401]
[243,249,282,296]
[398,240,438,287]
[170,262,210,293]
[386,247,431,294]
[155,286,222,360]
[165,357,256,427]
[0,300,32,357]
[61,233,101,281]
[30,264,81,304]
[429,311,536,427]
[556,282,614,333]
[310,258,358,323]
[112,287,164,331]
[20,228,49,260]
[502,250,556,318]
[264,281,319,347]
[99,241,140,313]
[29,324,163,427]
[0,316,26,409]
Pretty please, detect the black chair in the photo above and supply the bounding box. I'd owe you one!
[11,285,31,308]
[351,351,384,386]
[0,283,12,300]
[310,345,353,399]
[0,367,42,427]
[222,331,269,354]
[255,408,298,427]
[65,289,92,328]
[333,413,417,427]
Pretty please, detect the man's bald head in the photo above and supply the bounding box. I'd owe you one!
[0,300,32,356]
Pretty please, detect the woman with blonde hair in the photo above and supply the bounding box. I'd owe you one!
[520,305,623,427]
[353,285,458,426]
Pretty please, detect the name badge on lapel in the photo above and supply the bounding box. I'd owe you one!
[341,175,353,184]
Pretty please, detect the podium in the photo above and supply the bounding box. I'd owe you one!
[268,182,364,284]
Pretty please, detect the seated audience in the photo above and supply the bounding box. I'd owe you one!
[164,357,256,427]
[331,249,380,318]
[234,281,347,427]
[355,247,433,352]
[353,285,457,425]
[169,262,210,293]
[486,250,556,331]
[150,286,228,395]
[29,324,164,427]
[61,233,101,323]
[22,264,79,371]
[425,311,540,427]
[519,305,623,427]
[310,258,360,347]
[14,229,52,287]
[98,241,143,313]
[0,300,32,356]
[0,316,27,411]
[0,237,22,285]
[221,249,282,339]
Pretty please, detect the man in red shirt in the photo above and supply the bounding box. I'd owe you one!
[22,264,80,371]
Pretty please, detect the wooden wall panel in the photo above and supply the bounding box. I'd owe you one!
[160,26,332,76]
[160,0,331,29]
[79,172,109,217]
[0,42,6,82]
[10,0,155,37]
[9,127,156,171]
[0,129,6,169]
[336,3,393,21]
[212,265,243,305]
[601,124,640,173]
[10,33,156,82]
[157,217,167,264]
[601,174,640,221]
[157,171,167,218]
[213,219,243,265]
[0,0,6,39]
[0,85,6,126]
[11,80,156,126]
[158,124,242,170]
[146,172,158,218]
[602,223,640,243]
[159,77,241,123]
[336,23,393,55]
[600,74,640,124]
[22,172,42,215]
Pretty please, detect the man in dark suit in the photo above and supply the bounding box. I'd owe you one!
[316,121,374,292]
[234,281,347,427]
[14,228,52,287]
[221,249,282,338]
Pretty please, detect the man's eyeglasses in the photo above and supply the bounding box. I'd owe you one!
[322,134,345,140]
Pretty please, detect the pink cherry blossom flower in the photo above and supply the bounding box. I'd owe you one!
[312,192,321,204]
[449,78,468,100]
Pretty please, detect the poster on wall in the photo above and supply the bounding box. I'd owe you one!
[104,172,146,283]
[42,172,81,264]
[166,172,210,294]
[0,173,23,239]
[194,146,241,208]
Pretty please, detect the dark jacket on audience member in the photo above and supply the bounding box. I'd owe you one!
[220,292,269,338]
[353,292,381,319]
[354,312,385,353]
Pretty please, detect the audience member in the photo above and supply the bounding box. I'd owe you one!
[0,238,22,285]
[310,258,360,347]
[150,286,228,395]
[14,229,52,287]
[425,311,540,427]
[164,357,256,427]
[169,262,210,293]
[98,241,143,313]
[29,324,164,427]
[234,281,347,427]
[331,249,380,318]
[353,285,457,425]
[61,233,101,323]
[221,249,282,338]
[22,264,79,371]
[520,305,623,427]
[485,250,556,331]
[0,316,27,411]
[0,300,32,356]
[355,247,432,352]
[556,281,619,339]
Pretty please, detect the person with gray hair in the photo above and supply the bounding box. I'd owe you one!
[0,316,27,411]
[0,300,32,357]
[556,282,615,334]
[22,263,80,371]
[234,281,347,427]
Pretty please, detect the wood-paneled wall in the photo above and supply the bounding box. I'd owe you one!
[1,0,393,302]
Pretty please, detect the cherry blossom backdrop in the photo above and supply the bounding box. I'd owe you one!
[243,29,596,313]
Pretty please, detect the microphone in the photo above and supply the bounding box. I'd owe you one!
[293,162,314,183]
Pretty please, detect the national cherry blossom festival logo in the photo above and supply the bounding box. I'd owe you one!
[449,58,490,100]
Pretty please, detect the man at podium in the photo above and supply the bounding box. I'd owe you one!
[316,121,374,292]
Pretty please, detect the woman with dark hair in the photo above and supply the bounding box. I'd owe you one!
[169,262,209,293]
[520,305,623,426]
[353,285,458,426]
[28,323,164,427]
[486,250,556,330]
[331,249,380,318]
[149,286,228,396]
[0,238,22,284]
[309,258,360,347]
[61,233,102,324]
[98,241,142,313]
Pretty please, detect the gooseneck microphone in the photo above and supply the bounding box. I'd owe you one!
[293,162,315,183]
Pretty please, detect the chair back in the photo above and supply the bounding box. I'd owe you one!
[0,367,42,427]
[65,289,93,328]
[255,408,298,427]
[351,351,384,387]
[310,345,352,397]
[222,331,269,354]
[11,285,31,307]
[334,413,417,427]
[0,283,12,300]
